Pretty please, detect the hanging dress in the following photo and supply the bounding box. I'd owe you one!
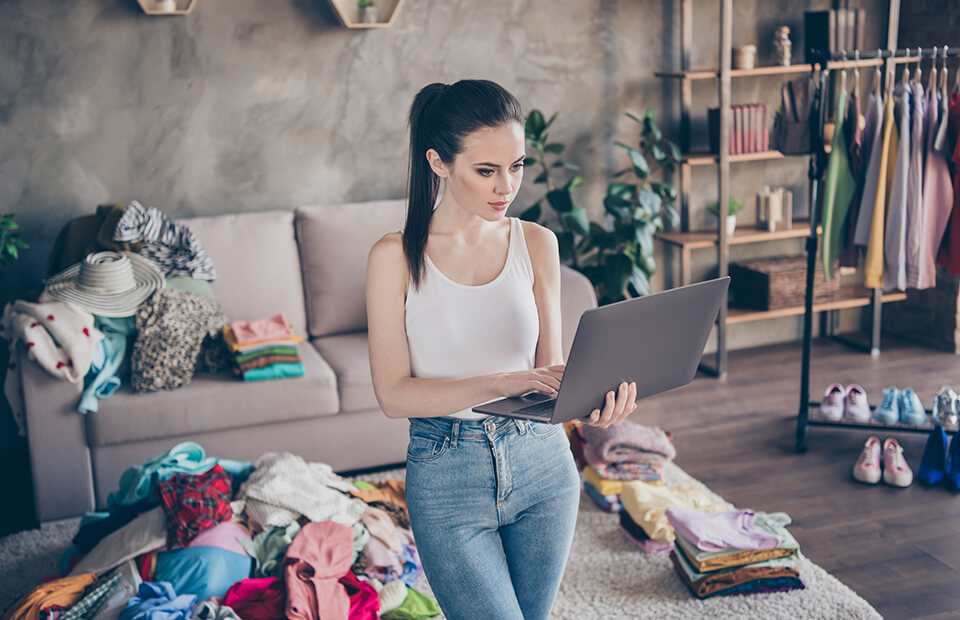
[864,95,899,289]
[883,83,912,291]
[854,92,885,248]
[839,89,864,267]
[821,86,856,281]
[905,81,928,288]
[936,93,960,274]
[918,84,954,288]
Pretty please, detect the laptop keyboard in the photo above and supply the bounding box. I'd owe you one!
[512,399,556,418]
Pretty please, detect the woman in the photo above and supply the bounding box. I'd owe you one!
[366,79,637,620]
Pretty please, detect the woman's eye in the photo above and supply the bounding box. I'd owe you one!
[477,169,494,177]
[511,163,524,172]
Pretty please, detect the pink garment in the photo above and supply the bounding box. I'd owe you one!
[361,537,403,574]
[223,577,286,620]
[921,88,955,288]
[619,525,675,554]
[666,507,781,552]
[580,421,676,464]
[230,314,293,345]
[339,571,379,620]
[186,520,252,557]
[284,521,354,620]
[360,508,402,554]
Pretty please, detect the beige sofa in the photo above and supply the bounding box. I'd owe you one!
[13,200,599,521]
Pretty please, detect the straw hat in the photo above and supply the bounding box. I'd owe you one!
[43,251,165,317]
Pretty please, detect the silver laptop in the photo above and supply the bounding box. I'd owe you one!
[472,277,730,423]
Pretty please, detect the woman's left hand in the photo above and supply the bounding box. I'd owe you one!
[585,381,637,428]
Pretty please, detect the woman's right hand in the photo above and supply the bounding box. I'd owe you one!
[493,364,566,398]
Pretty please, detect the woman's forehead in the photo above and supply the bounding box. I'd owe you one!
[460,122,525,159]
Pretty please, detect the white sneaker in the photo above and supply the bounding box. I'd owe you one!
[820,383,845,420]
[843,384,871,422]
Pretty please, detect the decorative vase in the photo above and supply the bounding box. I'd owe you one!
[726,215,737,236]
[359,5,377,23]
[732,45,757,70]
[155,0,177,11]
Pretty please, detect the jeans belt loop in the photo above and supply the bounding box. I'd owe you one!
[517,419,528,435]
[451,419,460,449]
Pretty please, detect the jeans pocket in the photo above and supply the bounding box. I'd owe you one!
[527,422,562,438]
[406,432,449,463]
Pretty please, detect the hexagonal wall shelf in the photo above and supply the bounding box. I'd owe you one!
[136,0,197,15]
[325,0,405,28]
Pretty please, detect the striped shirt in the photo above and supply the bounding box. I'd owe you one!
[113,201,216,281]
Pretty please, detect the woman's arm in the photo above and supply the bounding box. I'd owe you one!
[366,233,563,419]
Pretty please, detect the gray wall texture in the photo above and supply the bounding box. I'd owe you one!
[1,0,890,351]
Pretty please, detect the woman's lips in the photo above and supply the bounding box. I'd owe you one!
[489,201,509,211]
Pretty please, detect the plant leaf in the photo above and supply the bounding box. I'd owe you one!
[525,110,545,142]
[7,245,18,259]
[625,111,644,126]
[563,206,590,236]
[603,252,633,301]
[523,157,538,167]
[519,203,542,222]
[543,143,565,154]
[534,170,549,184]
[556,230,575,262]
[615,142,650,179]
[634,223,654,255]
[669,142,682,162]
[643,108,662,141]
[566,175,583,191]
[637,189,662,218]
[607,182,634,200]
[0,219,17,230]
[546,189,574,214]
[629,265,651,297]
[544,112,558,131]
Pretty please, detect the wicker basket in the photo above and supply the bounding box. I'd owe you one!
[730,255,840,310]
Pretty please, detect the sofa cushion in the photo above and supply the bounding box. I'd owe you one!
[296,200,406,338]
[181,211,308,336]
[85,344,339,447]
[311,334,378,413]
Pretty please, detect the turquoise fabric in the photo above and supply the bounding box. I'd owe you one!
[108,441,253,509]
[79,316,137,414]
[241,362,305,382]
[165,277,216,299]
[238,522,301,578]
[153,546,253,601]
[822,87,857,281]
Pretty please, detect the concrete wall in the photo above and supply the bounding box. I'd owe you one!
[0,0,889,353]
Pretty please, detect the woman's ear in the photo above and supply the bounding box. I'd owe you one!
[426,149,449,179]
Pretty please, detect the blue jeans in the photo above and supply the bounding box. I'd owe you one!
[405,416,581,620]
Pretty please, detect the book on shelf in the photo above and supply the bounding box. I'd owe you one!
[708,104,773,156]
[804,9,866,62]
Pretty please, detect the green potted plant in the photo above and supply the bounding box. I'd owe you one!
[705,198,743,236]
[358,0,377,23]
[0,213,27,280]
[521,108,680,304]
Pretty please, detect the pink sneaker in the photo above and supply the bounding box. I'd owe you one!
[853,436,882,484]
[820,383,845,420]
[843,384,871,422]
[882,438,913,487]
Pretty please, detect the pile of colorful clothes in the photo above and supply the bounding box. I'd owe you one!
[2,442,439,620]
[666,506,804,598]
[564,420,675,513]
[222,314,305,381]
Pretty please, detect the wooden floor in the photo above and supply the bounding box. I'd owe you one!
[634,336,960,620]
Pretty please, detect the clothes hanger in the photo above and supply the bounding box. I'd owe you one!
[874,48,883,97]
[940,45,949,95]
[928,47,937,92]
[902,48,910,86]
[854,50,861,99]
[914,47,923,84]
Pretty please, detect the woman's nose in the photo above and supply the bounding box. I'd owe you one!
[495,172,513,196]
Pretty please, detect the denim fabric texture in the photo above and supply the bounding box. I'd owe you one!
[404,415,580,620]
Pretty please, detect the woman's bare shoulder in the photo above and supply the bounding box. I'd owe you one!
[368,232,408,289]
[519,220,560,266]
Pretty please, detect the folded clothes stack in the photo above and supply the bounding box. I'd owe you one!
[618,481,724,554]
[569,421,675,513]
[222,314,305,381]
[666,506,804,598]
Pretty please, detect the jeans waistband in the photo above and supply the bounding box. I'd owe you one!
[408,416,530,447]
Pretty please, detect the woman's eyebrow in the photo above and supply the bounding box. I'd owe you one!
[473,155,527,167]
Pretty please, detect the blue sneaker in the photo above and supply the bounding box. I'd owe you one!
[899,388,928,426]
[947,432,960,491]
[918,425,948,485]
[874,387,900,424]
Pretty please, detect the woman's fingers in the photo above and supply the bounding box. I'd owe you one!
[587,381,638,427]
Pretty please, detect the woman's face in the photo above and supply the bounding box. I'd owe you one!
[430,121,526,221]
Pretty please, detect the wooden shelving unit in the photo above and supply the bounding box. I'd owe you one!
[657,0,905,378]
[728,291,907,324]
[136,0,196,15]
[324,0,405,28]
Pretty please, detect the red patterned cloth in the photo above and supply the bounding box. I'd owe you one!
[339,571,379,620]
[223,578,286,620]
[155,463,233,547]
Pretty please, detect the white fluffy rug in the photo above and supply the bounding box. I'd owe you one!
[0,463,880,620]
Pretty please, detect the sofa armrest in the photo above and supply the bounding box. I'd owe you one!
[18,342,96,521]
[559,265,598,360]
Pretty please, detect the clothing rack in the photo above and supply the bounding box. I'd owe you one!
[795,46,960,453]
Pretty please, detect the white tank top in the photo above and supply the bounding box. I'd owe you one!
[405,217,540,420]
